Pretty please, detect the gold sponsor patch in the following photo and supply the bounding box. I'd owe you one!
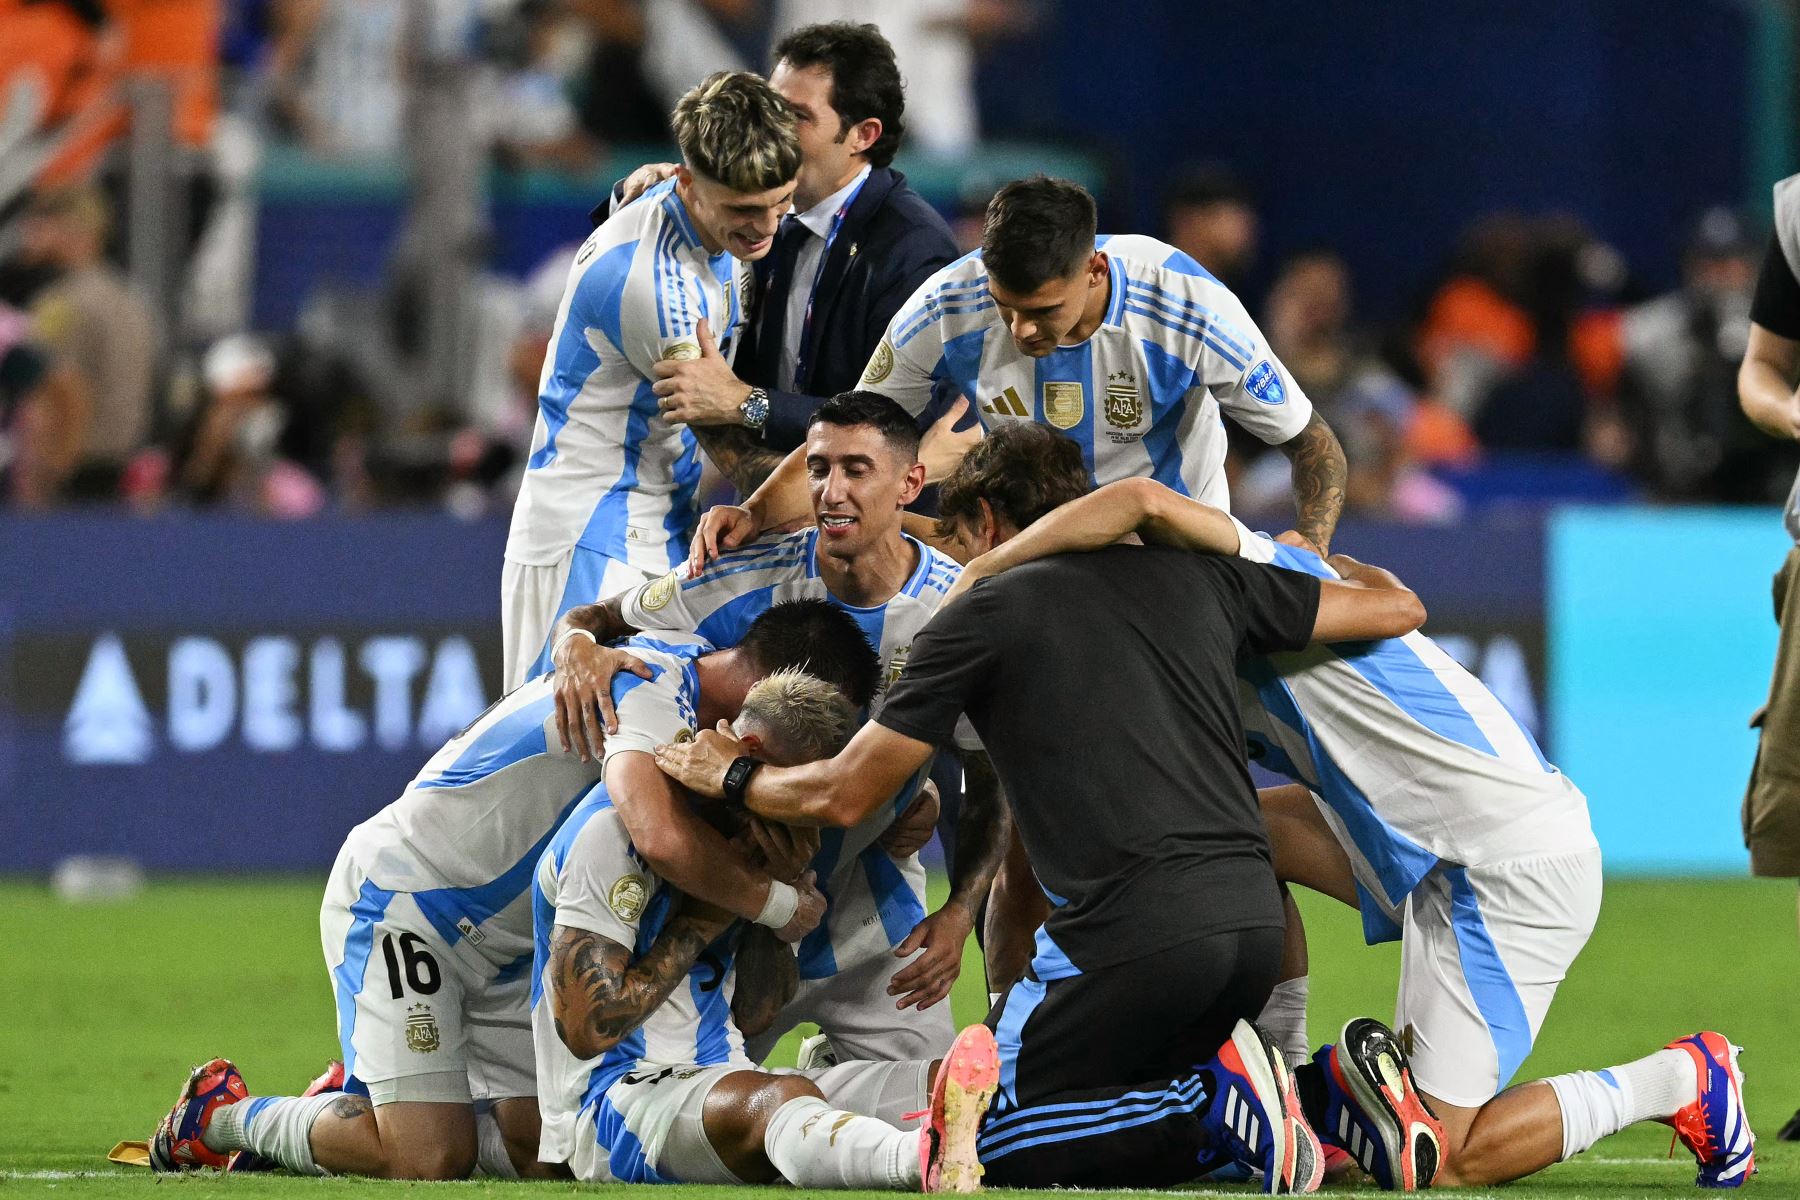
[861,339,895,385]
[1042,381,1085,430]
[609,873,649,922]
[405,1004,440,1054]
[642,569,679,611]
[663,341,701,362]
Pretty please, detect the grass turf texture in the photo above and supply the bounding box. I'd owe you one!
[3,875,1795,1198]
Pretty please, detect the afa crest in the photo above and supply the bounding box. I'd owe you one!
[1042,382,1085,430]
[405,1004,440,1054]
[1104,370,1142,428]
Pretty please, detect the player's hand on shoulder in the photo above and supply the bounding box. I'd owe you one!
[553,639,654,762]
[879,779,940,858]
[619,161,678,206]
[689,504,760,576]
[773,870,827,943]
[887,900,973,1011]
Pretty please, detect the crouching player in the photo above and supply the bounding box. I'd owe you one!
[147,600,882,1179]
[944,424,1754,1191]
[535,666,1001,1189]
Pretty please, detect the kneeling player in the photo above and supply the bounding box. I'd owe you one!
[943,425,1754,1191]
[535,667,1000,1189]
[147,601,881,1179]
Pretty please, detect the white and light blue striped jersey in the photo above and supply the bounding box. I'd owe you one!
[1231,535,1596,943]
[506,179,751,572]
[337,634,710,975]
[532,786,748,1174]
[615,527,961,979]
[860,235,1314,506]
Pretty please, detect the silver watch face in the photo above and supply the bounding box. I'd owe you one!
[743,390,769,428]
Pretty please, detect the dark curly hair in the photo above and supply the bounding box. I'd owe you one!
[937,423,1091,537]
[772,22,907,169]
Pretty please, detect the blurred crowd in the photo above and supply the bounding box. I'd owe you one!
[1,0,1789,520]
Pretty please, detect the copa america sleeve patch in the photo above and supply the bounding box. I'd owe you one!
[1246,361,1287,405]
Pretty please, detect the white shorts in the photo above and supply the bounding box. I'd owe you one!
[501,548,658,691]
[746,938,957,1064]
[320,858,535,1106]
[1395,846,1603,1108]
[568,1059,930,1183]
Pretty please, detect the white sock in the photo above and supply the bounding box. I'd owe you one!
[475,1108,520,1179]
[202,1093,339,1175]
[762,1095,920,1189]
[1257,977,1310,1069]
[1545,1049,1696,1160]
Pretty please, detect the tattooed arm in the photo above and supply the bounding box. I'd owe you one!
[691,424,787,498]
[729,924,800,1038]
[1274,410,1348,556]
[547,901,734,1059]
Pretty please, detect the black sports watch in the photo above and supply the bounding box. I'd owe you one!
[739,387,770,433]
[722,755,762,805]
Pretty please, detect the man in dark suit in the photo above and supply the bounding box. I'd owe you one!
[622,23,966,496]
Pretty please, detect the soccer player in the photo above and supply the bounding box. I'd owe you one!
[546,392,1009,1066]
[689,173,1349,573]
[534,667,1001,1190]
[940,423,1755,1191]
[651,486,1431,1192]
[501,70,802,691]
[147,601,881,1181]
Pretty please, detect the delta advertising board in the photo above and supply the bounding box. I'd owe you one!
[0,513,1548,873]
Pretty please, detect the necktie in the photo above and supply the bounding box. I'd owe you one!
[761,215,812,355]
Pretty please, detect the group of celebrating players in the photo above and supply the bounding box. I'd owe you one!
[147,24,1755,1194]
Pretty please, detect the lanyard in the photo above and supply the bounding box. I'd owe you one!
[794,170,869,387]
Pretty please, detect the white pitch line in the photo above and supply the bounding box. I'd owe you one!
[2,1171,119,1180]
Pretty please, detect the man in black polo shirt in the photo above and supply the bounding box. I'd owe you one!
[651,505,1430,1191]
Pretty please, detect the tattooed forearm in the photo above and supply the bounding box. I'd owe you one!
[1277,411,1348,553]
[547,915,726,1057]
[949,751,1011,914]
[692,425,786,498]
[553,598,636,648]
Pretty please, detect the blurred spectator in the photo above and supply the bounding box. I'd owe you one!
[19,184,160,500]
[1416,213,1536,420]
[478,0,597,173]
[0,0,120,190]
[268,0,455,158]
[1163,165,1258,292]
[1618,208,1793,502]
[172,333,325,515]
[771,0,1030,156]
[0,300,88,506]
[568,0,667,143]
[1246,249,1461,522]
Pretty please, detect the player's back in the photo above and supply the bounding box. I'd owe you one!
[506,180,749,573]
[531,789,748,1173]
[338,637,705,969]
[1237,539,1596,916]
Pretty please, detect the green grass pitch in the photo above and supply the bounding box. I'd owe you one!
[4,875,1796,1198]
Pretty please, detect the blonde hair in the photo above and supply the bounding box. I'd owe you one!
[671,72,801,194]
[735,668,856,765]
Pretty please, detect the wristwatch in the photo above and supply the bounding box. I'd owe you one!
[739,387,770,433]
[722,755,762,805]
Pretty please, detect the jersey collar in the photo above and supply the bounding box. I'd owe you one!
[1100,250,1128,328]
[661,188,707,254]
[801,528,931,608]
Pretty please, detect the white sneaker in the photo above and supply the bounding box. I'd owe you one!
[796,1032,839,1070]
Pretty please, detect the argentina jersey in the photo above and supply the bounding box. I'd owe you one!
[531,788,747,1179]
[1232,536,1596,943]
[506,179,751,574]
[614,527,962,979]
[859,235,1313,507]
[338,635,711,976]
